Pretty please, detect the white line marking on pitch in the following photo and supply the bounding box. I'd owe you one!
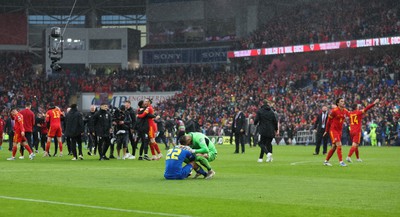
[290,161,317,165]
[0,195,193,217]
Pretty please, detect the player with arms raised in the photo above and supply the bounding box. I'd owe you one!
[323,98,350,166]
[346,99,379,162]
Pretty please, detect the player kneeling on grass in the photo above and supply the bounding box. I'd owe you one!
[179,132,217,179]
[164,145,207,180]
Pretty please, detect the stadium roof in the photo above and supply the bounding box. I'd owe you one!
[0,0,146,16]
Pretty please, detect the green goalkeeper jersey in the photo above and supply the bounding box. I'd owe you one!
[188,132,217,154]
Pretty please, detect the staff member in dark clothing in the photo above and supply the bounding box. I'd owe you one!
[85,105,97,156]
[312,106,329,155]
[155,115,169,150]
[65,104,84,160]
[5,115,15,151]
[254,100,278,163]
[124,100,137,157]
[232,105,246,154]
[93,103,113,160]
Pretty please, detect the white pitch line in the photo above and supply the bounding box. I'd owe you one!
[290,161,317,165]
[0,195,193,217]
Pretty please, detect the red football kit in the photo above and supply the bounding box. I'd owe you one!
[13,113,27,143]
[137,104,161,158]
[0,118,4,139]
[46,108,63,137]
[10,112,33,158]
[325,107,349,143]
[137,105,158,139]
[349,103,375,144]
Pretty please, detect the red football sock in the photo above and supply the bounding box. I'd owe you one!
[58,141,63,152]
[12,146,17,157]
[150,144,156,155]
[153,142,161,154]
[355,147,359,159]
[325,148,335,161]
[337,146,343,162]
[45,141,51,152]
[348,146,355,157]
[24,144,33,154]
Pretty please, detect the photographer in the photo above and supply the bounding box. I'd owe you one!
[113,105,134,160]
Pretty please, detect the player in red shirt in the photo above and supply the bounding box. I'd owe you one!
[0,115,5,150]
[43,104,64,157]
[19,102,35,156]
[7,108,35,160]
[346,99,379,163]
[137,98,162,160]
[323,98,349,166]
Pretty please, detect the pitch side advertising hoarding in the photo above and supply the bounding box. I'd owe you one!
[80,92,179,111]
[141,47,229,65]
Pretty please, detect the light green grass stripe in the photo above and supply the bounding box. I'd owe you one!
[0,195,193,217]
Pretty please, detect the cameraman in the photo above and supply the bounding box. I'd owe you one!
[113,105,134,159]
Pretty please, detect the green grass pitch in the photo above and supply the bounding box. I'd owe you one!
[0,144,399,217]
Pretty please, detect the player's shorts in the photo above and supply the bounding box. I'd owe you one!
[350,131,362,144]
[148,126,157,139]
[164,164,193,180]
[329,131,342,144]
[13,132,27,143]
[48,125,62,137]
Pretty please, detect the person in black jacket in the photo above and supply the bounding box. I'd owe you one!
[64,104,84,160]
[136,100,151,160]
[114,105,134,159]
[155,115,169,150]
[93,103,113,160]
[4,115,15,151]
[312,106,329,155]
[232,106,246,154]
[254,100,278,162]
[85,105,98,156]
[124,100,137,157]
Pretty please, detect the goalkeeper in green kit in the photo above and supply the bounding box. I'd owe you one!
[179,132,217,179]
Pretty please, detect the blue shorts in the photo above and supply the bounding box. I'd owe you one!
[164,164,193,180]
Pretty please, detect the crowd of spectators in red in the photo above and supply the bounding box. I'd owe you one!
[239,0,400,49]
[0,53,69,114]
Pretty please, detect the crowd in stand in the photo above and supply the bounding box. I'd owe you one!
[0,53,70,112]
[239,0,400,49]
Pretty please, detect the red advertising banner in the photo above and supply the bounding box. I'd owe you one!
[228,36,400,58]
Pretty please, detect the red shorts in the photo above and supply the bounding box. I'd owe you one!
[48,125,62,137]
[329,131,342,144]
[13,132,27,143]
[350,131,362,144]
[148,126,157,139]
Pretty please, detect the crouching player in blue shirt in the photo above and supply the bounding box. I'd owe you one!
[164,145,207,180]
